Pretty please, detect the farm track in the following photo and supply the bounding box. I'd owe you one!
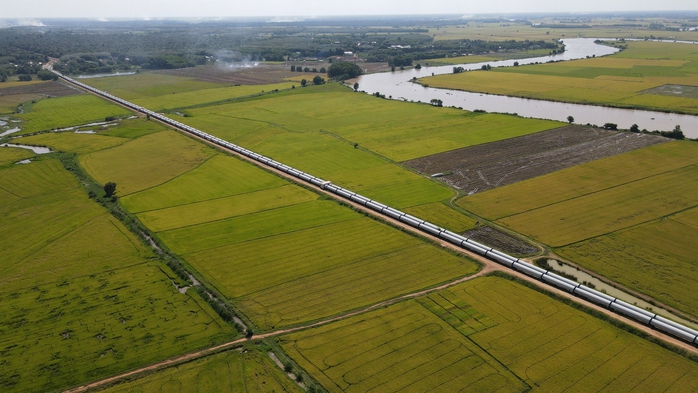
[59,78,698,393]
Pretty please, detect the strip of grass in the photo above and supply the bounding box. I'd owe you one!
[18,132,129,154]
[98,347,302,393]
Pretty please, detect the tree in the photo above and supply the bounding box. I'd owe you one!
[291,65,296,71]
[415,63,422,69]
[312,75,325,85]
[567,116,574,124]
[319,67,326,73]
[513,61,519,66]
[430,98,443,107]
[304,67,310,72]
[603,123,618,130]
[353,82,359,91]
[284,363,293,373]
[18,74,33,81]
[453,66,465,74]
[630,123,640,133]
[103,182,117,198]
[301,79,307,87]
[327,61,363,80]
[245,329,254,339]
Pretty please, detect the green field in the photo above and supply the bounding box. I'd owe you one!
[423,41,698,115]
[282,275,698,393]
[84,72,222,101]
[100,348,302,393]
[80,130,215,195]
[131,82,297,110]
[0,156,234,392]
[424,49,555,66]
[19,132,129,154]
[0,145,33,166]
[15,95,132,134]
[117,143,478,330]
[459,141,698,317]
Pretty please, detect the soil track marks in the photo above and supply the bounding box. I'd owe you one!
[0,80,82,98]
[464,226,538,255]
[404,125,667,195]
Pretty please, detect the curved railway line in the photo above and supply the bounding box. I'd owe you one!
[50,69,698,348]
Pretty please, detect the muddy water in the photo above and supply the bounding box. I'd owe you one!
[356,38,698,138]
[0,143,51,154]
[549,259,698,330]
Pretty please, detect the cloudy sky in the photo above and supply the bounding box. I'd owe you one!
[3,0,698,19]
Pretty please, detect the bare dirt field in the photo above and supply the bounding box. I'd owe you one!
[0,81,83,98]
[642,84,698,99]
[404,125,668,195]
[154,62,391,84]
[464,225,539,255]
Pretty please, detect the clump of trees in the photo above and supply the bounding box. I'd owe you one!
[430,98,443,107]
[103,182,117,198]
[18,74,32,81]
[453,66,465,74]
[312,75,325,85]
[481,64,492,71]
[327,61,363,80]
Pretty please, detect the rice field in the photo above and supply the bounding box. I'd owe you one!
[281,275,698,393]
[18,132,129,154]
[0,145,33,166]
[99,348,302,393]
[0,158,235,392]
[131,82,297,110]
[16,95,132,134]
[110,130,478,330]
[423,41,698,114]
[83,72,222,101]
[80,130,215,195]
[458,141,698,317]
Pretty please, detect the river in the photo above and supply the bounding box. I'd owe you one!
[356,38,698,138]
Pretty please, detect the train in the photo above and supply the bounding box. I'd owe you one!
[51,69,698,347]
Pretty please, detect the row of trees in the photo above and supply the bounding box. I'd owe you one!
[290,65,326,73]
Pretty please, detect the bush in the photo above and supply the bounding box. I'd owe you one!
[327,61,363,79]
[18,74,32,81]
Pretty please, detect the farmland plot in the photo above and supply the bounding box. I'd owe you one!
[99,348,302,393]
[282,276,698,393]
[0,158,234,392]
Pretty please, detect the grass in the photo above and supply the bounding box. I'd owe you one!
[131,82,296,110]
[281,300,526,393]
[0,157,235,392]
[458,141,698,318]
[0,145,33,166]
[424,49,555,66]
[121,154,287,213]
[403,202,478,233]
[281,276,698,393]
[422,41,698,115]
[80,130,215,195]
[111,134,478,330]
[98,347,302,393]
[15,95,132,134]
[18,132,129,154]
[83,72,223,101]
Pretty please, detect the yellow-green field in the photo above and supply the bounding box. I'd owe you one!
[424,49,554,66]
[423,41,698,114]
[0,145,33,166]
[84,72,222,101]
[15,95,132,134]
[459,141,698,317]
[282,275,698,393]
[19,132,129,154]
[131,82,297,110]
[0,156,234,392]
[100,348,302,393]
[113,143,479,330]
[80,130,215,195]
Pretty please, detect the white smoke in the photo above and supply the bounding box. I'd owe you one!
[215,50,260,71]
[0,19,45,28]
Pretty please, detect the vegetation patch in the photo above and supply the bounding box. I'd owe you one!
[422,41,698,115]
[98,346,302,393]
[80,130,215,195]
[15,94,131,135]
[282,276,698,393]
[18,132,129,154]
